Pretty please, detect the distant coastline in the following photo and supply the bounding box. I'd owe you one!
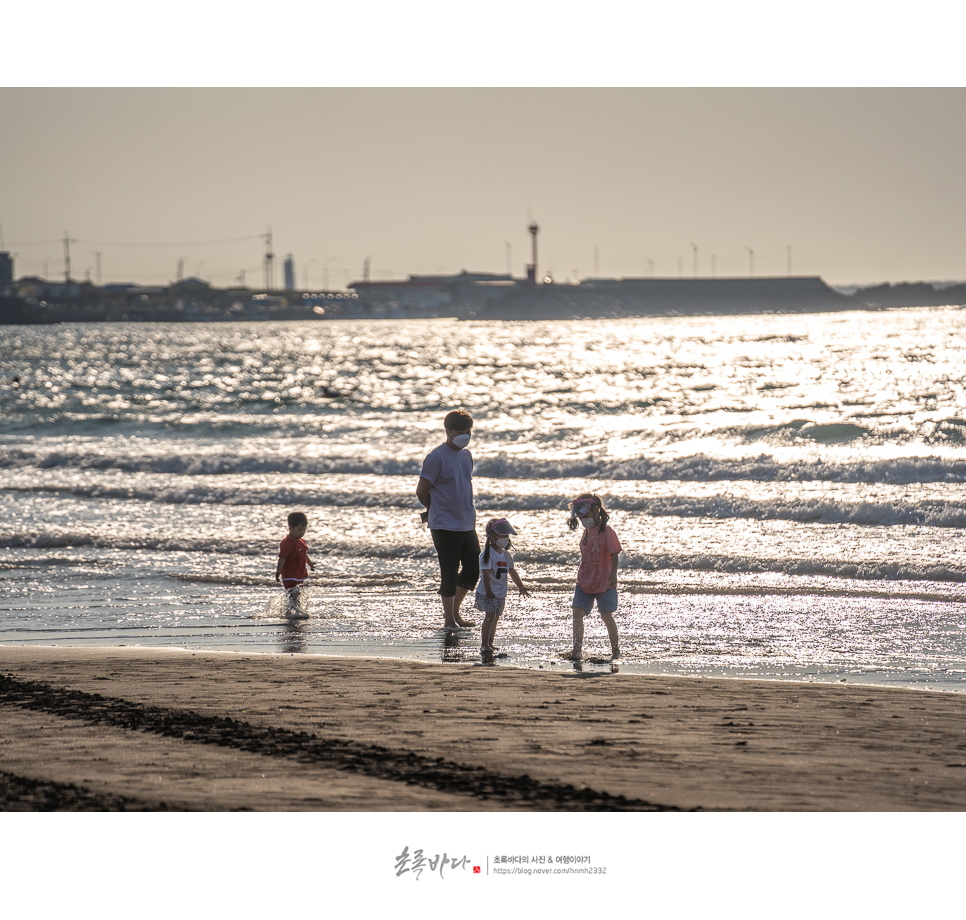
[2,250,965,325]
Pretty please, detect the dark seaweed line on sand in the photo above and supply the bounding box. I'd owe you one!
[0,673,683,811]
[0,769,194,812]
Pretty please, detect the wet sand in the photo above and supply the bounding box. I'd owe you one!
[2,645,966,811]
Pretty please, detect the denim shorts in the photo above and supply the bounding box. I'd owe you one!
[572,585,618,614]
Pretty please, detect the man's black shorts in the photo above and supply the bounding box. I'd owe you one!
[431,529,480,597]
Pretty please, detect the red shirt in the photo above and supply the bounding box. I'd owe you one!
[577,525,622,593]
[278,536,309,587]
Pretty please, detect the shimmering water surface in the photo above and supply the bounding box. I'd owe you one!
[3,309,966,688]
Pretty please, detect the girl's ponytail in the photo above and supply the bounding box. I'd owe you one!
[595,494,609,532]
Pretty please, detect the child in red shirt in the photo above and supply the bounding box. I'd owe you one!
[275,511,315,609]
[565,493,621,661]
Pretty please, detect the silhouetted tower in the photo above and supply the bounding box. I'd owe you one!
[526,221,539,284]
[283,253,295,291]
[63,230,76,282]
[264,229,275,291]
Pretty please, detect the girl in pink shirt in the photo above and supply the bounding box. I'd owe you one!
[565,493,621,661]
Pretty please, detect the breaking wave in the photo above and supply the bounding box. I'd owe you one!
[5,529,966,586]
[7,443,966,485]
[5,478,966,528]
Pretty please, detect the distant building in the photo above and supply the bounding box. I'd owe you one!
[350,277,452,314]
[284,254,295,291]
[17,276,83,301]
[175,277,211,292]
[350,270,515,316]
[0,252,13,294]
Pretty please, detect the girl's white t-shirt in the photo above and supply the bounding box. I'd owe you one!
[478,547,514,598]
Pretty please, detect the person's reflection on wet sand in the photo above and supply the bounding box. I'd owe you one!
[439,626,472,661]
[280,620,307,654]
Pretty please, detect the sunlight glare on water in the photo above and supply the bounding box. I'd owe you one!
[3,309,966,687]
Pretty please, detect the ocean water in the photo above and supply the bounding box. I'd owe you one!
[3,308,966,689]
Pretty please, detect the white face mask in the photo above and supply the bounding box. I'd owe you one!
[494,536,510,549]
[451,432,471,449]
[580,516,595,529]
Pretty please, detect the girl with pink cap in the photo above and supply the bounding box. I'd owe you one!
[475,517,532,656]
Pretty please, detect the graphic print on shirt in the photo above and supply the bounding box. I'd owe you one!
[579,533,603,584]
[577,526,622,594]
[480,548,513,597]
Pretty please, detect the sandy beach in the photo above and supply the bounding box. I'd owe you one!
[2,645,966,812]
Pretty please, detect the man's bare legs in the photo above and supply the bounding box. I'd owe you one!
[442,586,475,628]
[454,585,475,627]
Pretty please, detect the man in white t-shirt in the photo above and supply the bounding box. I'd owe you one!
[416,408,479,629]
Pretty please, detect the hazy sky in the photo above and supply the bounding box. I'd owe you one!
[3,87,965,289]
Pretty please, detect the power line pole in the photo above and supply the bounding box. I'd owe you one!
[528,222,539,284]
[63,230,76,282]
[264,228,275,291]
[304,259,317,289]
